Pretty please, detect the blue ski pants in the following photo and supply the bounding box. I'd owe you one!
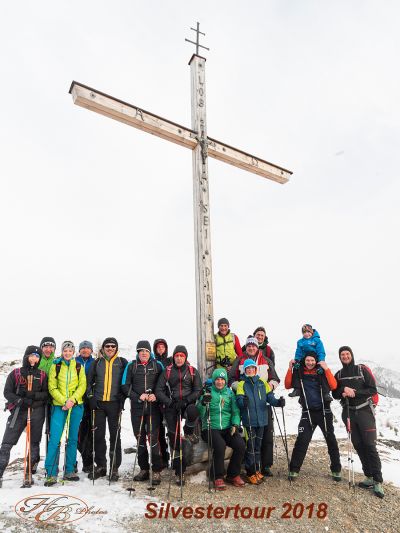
[45,404,84,477]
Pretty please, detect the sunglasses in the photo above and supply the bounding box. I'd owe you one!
[104,344,117,349]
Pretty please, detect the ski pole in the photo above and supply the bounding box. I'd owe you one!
[22,375,33,488]
[62,409,72,480]
[91,409,96,486]
[147,394,155,492]
[280,404,291,476]
[299,375,313,427]
[109,409,123,484]
[272,406,291,482]
[246,404,258,475]
[345,399,355,492]
[167,416,180,500]
[319,385,328,434]
[126,402,146,495]
[205,403,215,492]
[178,411,183,501]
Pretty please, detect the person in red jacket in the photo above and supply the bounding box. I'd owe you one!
[285,353,341,481]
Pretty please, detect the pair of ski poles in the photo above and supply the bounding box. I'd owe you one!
[126,390,156,495]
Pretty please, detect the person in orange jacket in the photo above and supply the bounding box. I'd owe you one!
[285,352,341,482]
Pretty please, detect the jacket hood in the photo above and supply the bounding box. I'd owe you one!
[23,346,43,368]
[153,338,168,356]
[338,345,355,366]
[311,330,321,340]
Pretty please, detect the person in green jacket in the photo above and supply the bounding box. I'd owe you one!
[38,337,57,450]
[197,368,246,490]
[38,337,56,375]
[44,340,86,486]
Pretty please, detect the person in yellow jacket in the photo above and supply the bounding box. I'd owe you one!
[214,318,243,370]
[44,340,86,486]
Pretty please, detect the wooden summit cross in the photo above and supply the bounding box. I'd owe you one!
[69,23,292,380]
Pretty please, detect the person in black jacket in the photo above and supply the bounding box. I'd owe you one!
[86,337,127,481]
[332,346,384,498]
[0,346,48,486]
[152,338,171,467]
[155,345,202,485]
[121,340,164,484]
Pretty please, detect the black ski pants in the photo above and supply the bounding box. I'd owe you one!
[201,428,245,480]
[261,405,274,470]
[0,407,45,476]
[164,408,189,475]
[131,407,163,472]
[93,401,122,470]
[290,408,341,473]
[158,407,169,464]
[342,405,382,483]
[77,403,93,468]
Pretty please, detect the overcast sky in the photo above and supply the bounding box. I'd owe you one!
[1,1,399,369]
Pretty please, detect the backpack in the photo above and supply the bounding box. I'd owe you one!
[165,363,195,383]
[14,368,46,389]
[55,361,81,378]
[338,364,379,406]
[359,364,379,406]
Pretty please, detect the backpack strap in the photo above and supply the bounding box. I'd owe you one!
[166,364,173,382]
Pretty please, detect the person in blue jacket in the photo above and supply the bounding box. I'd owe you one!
[236,359,285,485]
[76,341,96,472]
[289,324,326,397]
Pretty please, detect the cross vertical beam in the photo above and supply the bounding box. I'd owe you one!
[190,54,216,377]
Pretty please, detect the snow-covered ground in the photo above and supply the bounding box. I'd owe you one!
[0,345,399,531]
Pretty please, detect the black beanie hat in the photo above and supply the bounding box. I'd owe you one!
[217,318,230,328]
[102,337,118,350]
[303,351,317,362]
[173,345,188,360]
[40,336,56,349]
[339,346,354,358]
[136,340,151,353]
[24,345,43,358]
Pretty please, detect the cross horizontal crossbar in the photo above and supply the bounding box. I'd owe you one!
[69,81,292,184]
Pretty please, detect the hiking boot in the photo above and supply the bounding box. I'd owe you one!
[288,471,299,481]
[214,478,226,491]
[152,471,161,485]
[256,471,265,483]
[246,473,261,485]
[88,466,107,480]
[74,461,78,473]
[22,479,34,487]
[44,476,57,487]
[133,470,149,482]
[176,474,185,486]
[331,471,342,482]
[225,475,245,487]
[373,482,384,499]
[262,467,273,477]
[289,389,300,397]
[63,472,80,481]
[82,464,93,474]
[185,433,199,445]
[109,469,119,482]
[358,476,374,489]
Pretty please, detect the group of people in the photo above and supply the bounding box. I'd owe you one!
[0,320,384,499]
